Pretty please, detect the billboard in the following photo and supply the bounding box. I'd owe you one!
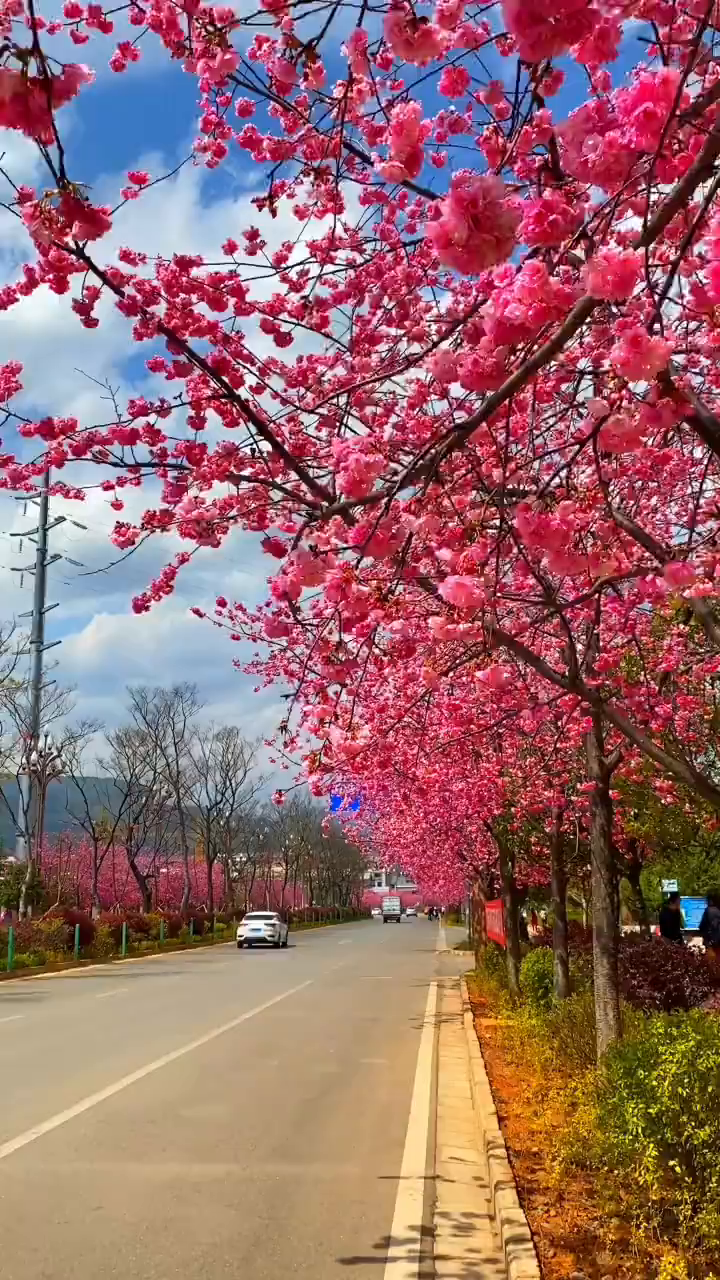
[485,899,506,948]
[680,896,707,931]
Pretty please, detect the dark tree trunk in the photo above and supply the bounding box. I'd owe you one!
[624,839,650,936]
[497,839,521,998]
[127,851,153,914]
[586,715,622,1056]
[550,809,571,1001]
[91,854,101,920]
[470,877,487,967]
[206,856,215,916]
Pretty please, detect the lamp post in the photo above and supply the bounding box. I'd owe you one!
[28,732,64,869]
[17,731,63,917]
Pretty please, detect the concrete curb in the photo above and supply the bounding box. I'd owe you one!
[460,977,541,1280]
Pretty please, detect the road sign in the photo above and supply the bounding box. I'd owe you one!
[661,879,679,894]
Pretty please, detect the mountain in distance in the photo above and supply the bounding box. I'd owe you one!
[0,777,122,850]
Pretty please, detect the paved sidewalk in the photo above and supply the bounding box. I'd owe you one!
[434,978,507,1280]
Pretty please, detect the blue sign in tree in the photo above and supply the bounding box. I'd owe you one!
[330,796,361,814]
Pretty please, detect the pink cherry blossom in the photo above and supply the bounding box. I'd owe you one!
[610,327,673,382]
[384,5,447,65]
[502,0,596,63]
[584,248,643,301]
[426,174,521,275]
[438,575,485,608]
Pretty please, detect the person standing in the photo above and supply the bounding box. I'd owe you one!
[699,892,720,962]
[659,891,685,944]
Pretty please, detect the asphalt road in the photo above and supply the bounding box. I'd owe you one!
[0,918,465,1279]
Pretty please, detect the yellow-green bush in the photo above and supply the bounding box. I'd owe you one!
[597,1012,720,1250]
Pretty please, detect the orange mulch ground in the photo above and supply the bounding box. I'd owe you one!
[467,982,690,1280]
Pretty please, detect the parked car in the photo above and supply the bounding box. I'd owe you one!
[237,912,289,949]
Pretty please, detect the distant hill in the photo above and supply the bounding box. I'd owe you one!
[0,777,123,850]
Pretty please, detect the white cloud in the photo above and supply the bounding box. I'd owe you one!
[0,158,319,754]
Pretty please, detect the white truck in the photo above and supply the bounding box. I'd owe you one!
[381,895,402,923]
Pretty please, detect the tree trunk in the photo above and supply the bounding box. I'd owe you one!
[180,851,191,913]
[127,851,153,914]
[550,809,571,1001]
[497,838,521,997]
[624,840,650,936]
[586,715,622,1056]
[91,850,101,920]
[18,857,35,920]
[206,855,215,916]
[470,878,487,968]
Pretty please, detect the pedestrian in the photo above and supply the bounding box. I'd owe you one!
[659,890,684,945]
[519,913,530,944]
[530,908,539,933]
[699,891,720,964]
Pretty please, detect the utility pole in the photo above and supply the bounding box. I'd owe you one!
[10,468,61,862]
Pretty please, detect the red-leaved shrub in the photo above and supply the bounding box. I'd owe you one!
[43,907,95,949]
[618,936,719,1013]
[160,912,183,938]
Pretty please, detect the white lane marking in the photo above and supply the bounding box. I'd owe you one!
[436,924,447,953]
[0,980,312,1163]
[383,981,437,1280]
[95,988,128,1000]
[337,940,350,945]
[0,1015,24,1024]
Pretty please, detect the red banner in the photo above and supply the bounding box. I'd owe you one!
[485,899,506,948]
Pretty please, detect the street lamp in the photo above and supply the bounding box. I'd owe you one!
[27,732,64,868]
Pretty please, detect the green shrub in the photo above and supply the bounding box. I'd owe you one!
[597,1011,720,1249]
[144,912,163,940]
[213,922,227,937]
[476,941,508,990]
[520,946,555,1012]
[541,990,599,1072]
[93,924,116,959]
[36,919,73,952]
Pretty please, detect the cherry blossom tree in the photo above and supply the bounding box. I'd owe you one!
[4,0,720,1048]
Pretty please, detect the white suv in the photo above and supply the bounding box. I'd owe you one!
[237,912,289,949]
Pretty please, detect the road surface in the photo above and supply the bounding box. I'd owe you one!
[0,919,465,1279]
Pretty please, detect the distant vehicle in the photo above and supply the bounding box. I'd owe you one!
[404,906,417,918]
[371,906,382,918]
[382,895,402,923]
[237,912,289,949]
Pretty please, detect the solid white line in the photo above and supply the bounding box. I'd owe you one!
[95,988,128,1000]
[436,924,447,953]
[0,1014,24,1024]
[383,981,437,1280]
[0,980,312,1162]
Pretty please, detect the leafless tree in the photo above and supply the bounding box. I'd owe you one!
[0,664,97,916]
[103,724,173,913]
[186,725,263,914]
[128,683,203,912]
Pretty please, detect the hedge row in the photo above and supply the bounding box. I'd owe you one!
[475,935,720,1257]
[0,905,370,969]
